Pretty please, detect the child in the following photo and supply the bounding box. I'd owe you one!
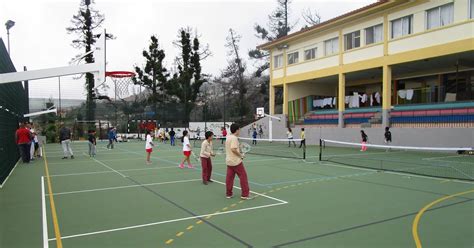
[200,131,215,185]
[88,130,97,157]
[221,127,227,144]
[252,128,257,145]
[179,130,193,168]
[384,127,392,152]
[299,128,306,148]
[287,128,296,147]
[225,123,251,200]
[360,130,368,152]
[145,130,155,165]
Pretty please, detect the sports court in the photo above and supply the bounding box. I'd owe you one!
[1,140,473,247]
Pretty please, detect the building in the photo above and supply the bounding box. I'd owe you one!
[258,0,474,129]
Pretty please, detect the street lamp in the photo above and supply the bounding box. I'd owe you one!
[5,20,15,55]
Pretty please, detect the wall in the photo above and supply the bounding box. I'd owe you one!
[294,126,474,148]
[288,82,336,102]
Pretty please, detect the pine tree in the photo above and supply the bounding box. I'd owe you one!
[66,0,114,124]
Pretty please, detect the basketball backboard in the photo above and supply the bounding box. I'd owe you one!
[93,29,106,85]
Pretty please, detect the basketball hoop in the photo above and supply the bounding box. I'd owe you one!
[106,71,135,99]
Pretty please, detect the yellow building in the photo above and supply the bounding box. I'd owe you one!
[258,0,474,128]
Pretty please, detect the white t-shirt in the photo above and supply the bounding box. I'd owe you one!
[287,131,293,139]
[182,136,191,151]
[145,134,153,149]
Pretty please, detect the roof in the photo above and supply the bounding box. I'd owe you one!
[257,0,400,50]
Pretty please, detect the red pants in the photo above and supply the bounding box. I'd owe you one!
[226,163,250,197]
[200,157,212,182]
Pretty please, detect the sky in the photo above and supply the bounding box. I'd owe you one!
[0,0,376,100]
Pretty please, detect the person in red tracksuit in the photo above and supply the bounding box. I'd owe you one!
[225,123,252,200]
[199,131,215,185]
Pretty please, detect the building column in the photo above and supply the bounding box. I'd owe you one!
[338,73,345,128]
[382,65,392,127]
[269,85,275,115]
[283,83,289,115]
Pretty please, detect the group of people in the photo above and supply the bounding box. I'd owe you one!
[286,127,306,148]
[15,122,41,164]
[144,123,251,199]
[360,127,392,151]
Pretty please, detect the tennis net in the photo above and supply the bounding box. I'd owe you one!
[319,139,474,181]
[193,137,306,160]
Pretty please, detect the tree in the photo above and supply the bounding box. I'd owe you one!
[66,0,114,125]
[301,8,321,30]
[223,29,249,122]
[166,28,210,126]
[249,0,293,77]
[132,35,168,121]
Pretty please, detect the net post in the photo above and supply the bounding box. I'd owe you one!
[319,139,322,161]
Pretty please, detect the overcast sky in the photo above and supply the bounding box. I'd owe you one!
[0,0,375,100]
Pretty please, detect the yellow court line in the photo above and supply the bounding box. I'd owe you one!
[43,146,63,248]
[412,189,474,248]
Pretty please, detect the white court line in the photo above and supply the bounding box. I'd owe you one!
[212,179,288,204]
[48,166,177,177]
[88,154,128,178]
[0,159,20,188]
[48,201,286,241]
[41,177,49,248]
[47,179,201,196]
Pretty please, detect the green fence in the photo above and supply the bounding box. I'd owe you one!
[0,38,28,186]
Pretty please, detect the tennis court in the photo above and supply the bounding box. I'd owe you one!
[1,139,473,248]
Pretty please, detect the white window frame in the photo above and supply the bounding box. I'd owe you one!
[365,24,383,45]
[304,47,317,61]
[344,30,361,51]
[391,15,413,39]
[273,54,283,69]
[324,37,339,56]
[426,3,454,30]
[287,51,299,65]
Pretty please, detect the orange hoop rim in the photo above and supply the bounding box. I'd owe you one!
[105,71,135,78]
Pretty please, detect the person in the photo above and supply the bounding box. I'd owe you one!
[169,128,176,146]
[221,126,227,144]
[15,122,31,164]
[59,123,74,159]
[179,130,193,168]
[29,123,36,161]
[196,127,201,140]
[88,130,97,157]
[252,128,257,145]
[32,129,40,158]
[384,127,392,152]
[287,128,296,147]
[258,125,263,138]
[225,123,251,200]
[145,130,155,165]
[360,130,368,152]
[107,127,116,149]
[200,131,215,185]
[299,128,306,148]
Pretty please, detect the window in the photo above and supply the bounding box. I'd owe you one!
[324,37,339,56]
[287,52,299,65]
[273,54,283,69]
[391,15,413,39]
[426,3,454,30]
[365,24,383,45]
[304,47,317,60]
[344,30,361,51]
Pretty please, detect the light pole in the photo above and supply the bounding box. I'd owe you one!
[5,20,15,55]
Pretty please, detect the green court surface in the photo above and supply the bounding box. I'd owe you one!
[1,140,473,248]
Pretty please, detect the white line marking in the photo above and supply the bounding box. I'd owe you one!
[212,179,288,204]
[48,166,177,177]
[41,177,49,248]
[47,179,201,196]
[85,153,128,178]
[0,159,20,188]
[48,201,287,241]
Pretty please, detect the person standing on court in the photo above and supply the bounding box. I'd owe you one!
[107,127,116,149]
[169,128,176,146]
[221,126,227,144]
[299,128,306,148]
[15,122,32,164]
[200,131,215,185]
[225,123,251,200]
[88,129,97,157]
[360,130,368,152]
[59,123,74,159]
